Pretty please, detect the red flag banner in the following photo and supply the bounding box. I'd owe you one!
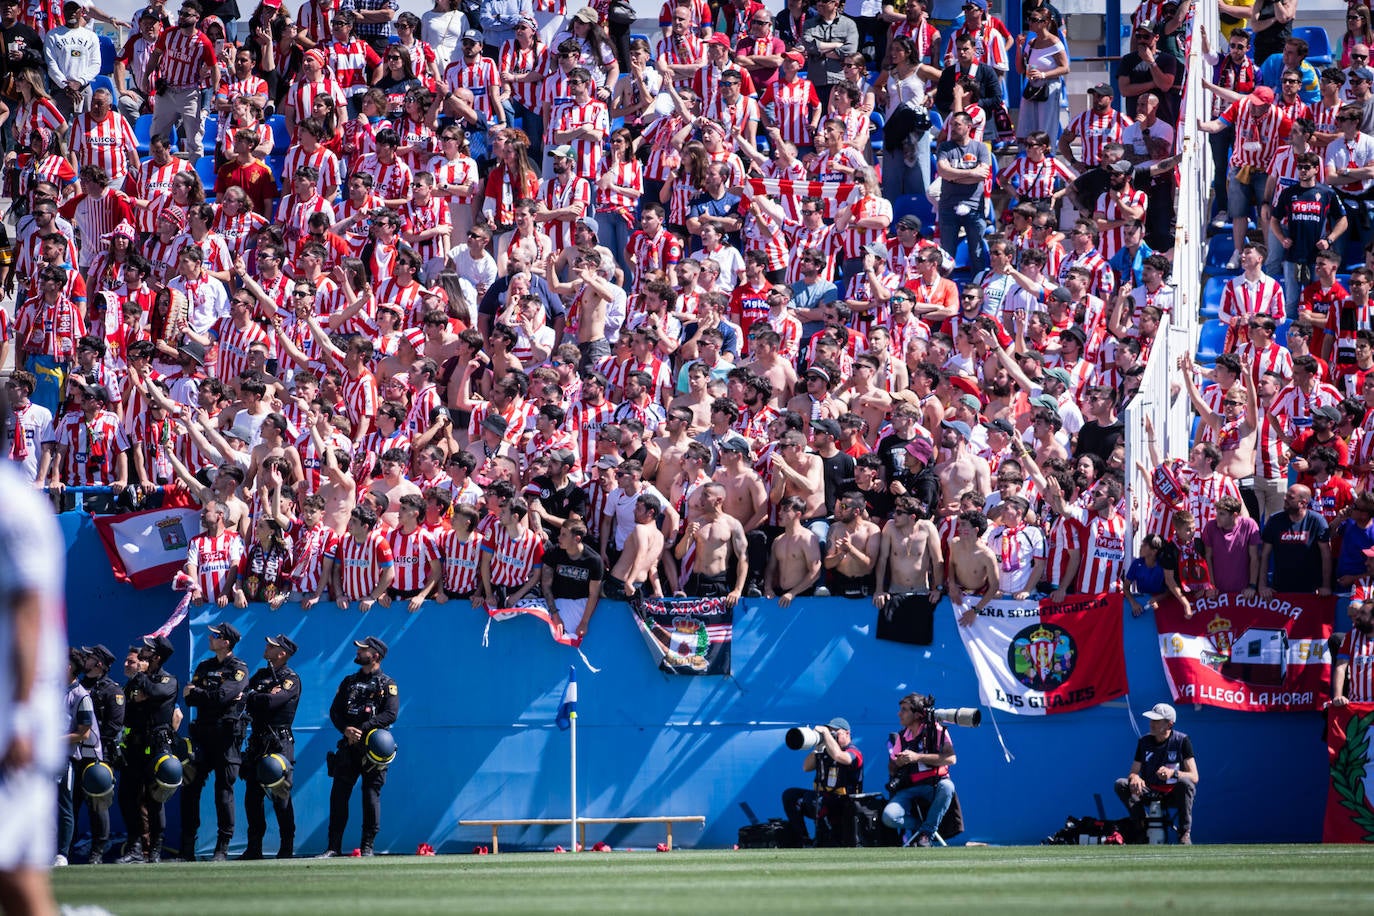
[743,178,858,220]
[1155,594,1334,712]
[953,594,1128,715]
[1324,702,1374,843]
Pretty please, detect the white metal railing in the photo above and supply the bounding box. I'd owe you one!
[1122,1,1216,551]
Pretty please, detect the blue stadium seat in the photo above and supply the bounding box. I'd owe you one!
[1204,234,1235,271]
[1294,26,1333,66]
[1201,276,1227,319]
[1190,414,1203,446]
[1275,319,1291,348]
[953,239,969,270]
[266,154,286,183]
[893,193,935,231]
[1343,235,1366,271]
[99,35,116,75]
[1195,319,1228,365]
[194,156,217,194]
[91,74,117,101]
[267,114,290,154]
[203,115,219,151]
[869,110,884,152]
[133,115,176,154]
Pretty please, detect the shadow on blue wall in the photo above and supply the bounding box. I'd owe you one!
[61,513,1331,855]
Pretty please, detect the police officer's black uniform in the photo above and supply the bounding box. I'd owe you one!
[117,635,180,864]
[75,644,124,863]
[180,622,249,861]
[242,634,301,860]
[321,636,398,857]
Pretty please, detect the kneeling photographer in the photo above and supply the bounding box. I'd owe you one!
[882,693,959,847]
[780,718,864,846]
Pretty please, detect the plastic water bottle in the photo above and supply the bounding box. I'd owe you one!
[1144,799,1166,845]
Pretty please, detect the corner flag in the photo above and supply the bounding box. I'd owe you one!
[556,666,577,730]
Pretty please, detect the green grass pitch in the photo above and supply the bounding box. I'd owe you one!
[52,846,1374,914]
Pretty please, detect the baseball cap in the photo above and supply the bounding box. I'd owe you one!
[811,419,841,438]
[84,384,112,404]
[208,622,241,646]
[577,216,599,237]
[1142,702,1176,723]
[719,437,752,455]
[353,636,389,659]
[1312,405,1342,423]
[1087,82,1113,96]
[896,214,922,232]
[550,144,575,159]
[1354,66,1374,82]
[265,634,298,656]
[461,28,484,43]
[963,0,988,10]
[548,448,577,467]
[706,32,732,47]
[826,716,852,731]
[863,241,889,260]
[941,420,972,439]
[784,50,805,65]
[1250,86,1275,105]
[1109,159,1135,175]
[984,417,1016,436]
[572,5,599,23]
[1031,394,1061,413]
[594,454,623,469]
[1043,367,1073,387]
[1060,325,1088,346]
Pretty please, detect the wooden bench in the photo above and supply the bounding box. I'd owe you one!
[458,815,705,854]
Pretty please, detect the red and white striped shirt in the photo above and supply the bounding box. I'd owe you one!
[326,37,381,98]
[355,153,413,202]
[1236,340,1294,384]
[436,529,484,595]
[1271,381,1344,425]
[1064,109,1131,167]
[286,76,348,124]
[596,157,642,219]
[656,34,705,90]
[213,206,270,258]
[1065,506,1126,594]
[53,409,127,485]
[787,224,839,284]
[566,399,615,464]
[11,97,65,151]
[153,26,216,89]
[1338,627,1374,702]
[124,156,192,235]
[297,0,338,46]
[282,144,343,197]
[1042,513,1082,589]
[342,367,379,430]
[1220,274,1285,352]
[759,77,819,146]
[386,524,439,592]
[400,196,451,265]
[186,530,246,602]
[553,100,610,181]
[1222,98,1292,170]
[212,317,272,382]
[1001,155,1076,202]
[627,228,683,293]
[1094,188,1148,261]
[1255,407,1291,480]
[837,193,892,260]
[500,41,545,111]
[1057,247,1115,300]
[373,277,425,327]
[289,520,338,595]
[69,110,137,183]
[482,522,545,588]
[540,175,592,250]
[942,22,1007,69]
[331,528,395,601]
[445,57,503,120]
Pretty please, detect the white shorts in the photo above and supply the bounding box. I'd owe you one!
[0,769,56,870]
[553,598,588,634]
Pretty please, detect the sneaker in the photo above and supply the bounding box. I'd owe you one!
[915,833,933,848]
[1179,831,1192,845]
[53,854,68,867]
[315,850,340,859]
[1224,253,1241,270]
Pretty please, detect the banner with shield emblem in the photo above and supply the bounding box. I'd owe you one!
[954,594,1128,715]
[1154,594,1334,712]
[630,595,733,676]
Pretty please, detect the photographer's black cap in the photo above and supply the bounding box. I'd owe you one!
[265,634,298,657]
[354,636,388,659]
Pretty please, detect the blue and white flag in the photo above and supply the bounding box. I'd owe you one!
[555,666,577,730]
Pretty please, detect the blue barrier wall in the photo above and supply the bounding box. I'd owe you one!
[61,513,1334,854]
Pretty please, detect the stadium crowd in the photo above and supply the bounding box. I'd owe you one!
[0,0,1367,645]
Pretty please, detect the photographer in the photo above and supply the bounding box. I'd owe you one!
[1114,703,1199,844]
[780,717,864,847]
[882,693,956,848]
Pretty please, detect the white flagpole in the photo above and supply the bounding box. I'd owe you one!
[569,709,578,852]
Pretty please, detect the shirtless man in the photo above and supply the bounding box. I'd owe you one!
[1182,351,1259,481]
[675,482,750,606]
[651,407,696,494]
[936,421,992,517]
[368,448,423,528]
[545,249,619,366]
[714,439,770,531]
[874,497,944,611]
[786,364,846,437]
[741,327,797,408]
[764,496,823,607]
[769,431,826,533]
[838,354,894,446]
[948,510,1001,625]
[244,413,305,493]
[314,422,358,533]
[608,495,667,598]
[826,491,884,598]
[669,362,716,433]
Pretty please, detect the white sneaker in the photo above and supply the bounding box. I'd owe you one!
[1224,253,1241,271]
[52,854,68,867]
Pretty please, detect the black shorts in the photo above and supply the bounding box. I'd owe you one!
[684,571,730,597]
[387,586,425,599]
[830,572,875,599]
[443,588,477,601]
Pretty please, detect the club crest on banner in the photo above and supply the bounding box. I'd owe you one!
[1010,623,1076,691]
[157,515,190,551]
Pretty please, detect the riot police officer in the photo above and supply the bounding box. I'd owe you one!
[74,645,124,863]
[242,634,301,860]
[117,635,180,864]
[318,637,399,858]
[180,622,249,862]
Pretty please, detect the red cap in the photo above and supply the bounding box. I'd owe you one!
[1250,86,1275,105]
[706,32,732,48]
[947,374,984,404]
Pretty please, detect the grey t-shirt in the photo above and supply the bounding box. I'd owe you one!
[935,139,991,212]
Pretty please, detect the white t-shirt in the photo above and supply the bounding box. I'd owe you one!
[605,483,668,551]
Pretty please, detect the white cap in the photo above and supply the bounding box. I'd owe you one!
[1142,703,1176,723]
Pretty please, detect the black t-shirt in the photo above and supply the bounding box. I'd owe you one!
[1261,509,1330,592]
[1274,183,1343,266]
[1133,729,1194,789]
[545,546,604,600]
[531,475,590,537]
[818,450,856,515]
[1074,420,1125,464]
[860,484,895,521]
[1119,51,1181,123]
[875,433,916,484]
